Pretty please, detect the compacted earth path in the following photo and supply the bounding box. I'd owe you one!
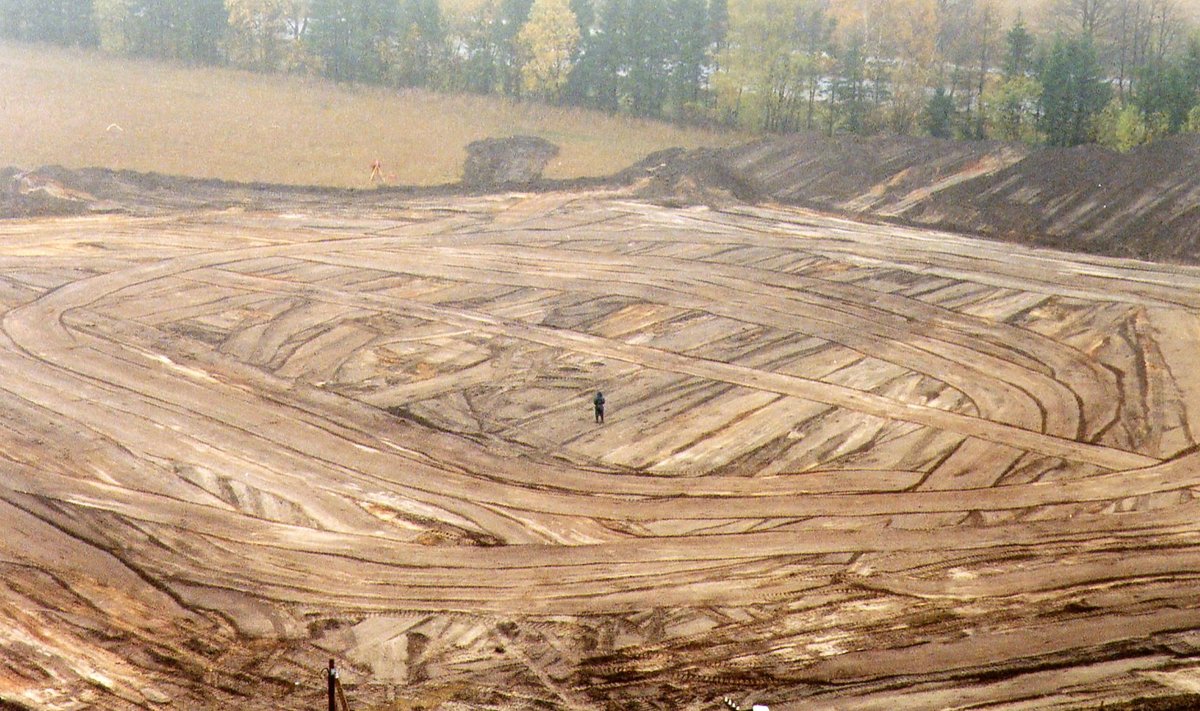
[2,187,1200,710]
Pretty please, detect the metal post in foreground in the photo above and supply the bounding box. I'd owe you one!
[327,659,338,711]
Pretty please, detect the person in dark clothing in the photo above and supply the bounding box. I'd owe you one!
[593,391,606,423]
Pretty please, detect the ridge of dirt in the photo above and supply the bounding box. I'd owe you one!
[634,133,1200,265]
[5,132,1199,265]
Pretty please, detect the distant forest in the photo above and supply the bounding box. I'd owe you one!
[2,0,1198,149]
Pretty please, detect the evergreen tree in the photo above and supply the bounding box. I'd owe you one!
[571,0,675,114]
[622,0,672,116]
[837,35,867,135]
[1185,33,1200,97]
[94,0,226,61]
[666,0,710,114]
[1003,15,1035,78]
[569,0,594,36]
[706,0,727,54]
[1134,60,1194,134]
[308,0,354,79]
[925,86,955,138]
[799,2,833,131]
[496,0,535,94]
[558,0,594,103]
[176,0,228,63]
[1038,36,1110,146]
[566,0,622,109]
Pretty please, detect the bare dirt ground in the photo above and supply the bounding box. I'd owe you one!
[3,176,1200,710]
[639,133,1200,264]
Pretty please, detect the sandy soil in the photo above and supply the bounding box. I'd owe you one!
[1,183,1200,710]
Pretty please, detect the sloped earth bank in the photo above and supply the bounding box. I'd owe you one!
[12,133,1200,264]
[3,179,1200,708]
[632,133,1200,264]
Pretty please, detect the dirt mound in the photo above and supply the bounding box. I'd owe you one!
[638,132,1200,264]
[618,147,765,206]
[918,136,1200,261]
[8,132,1199,265]
[0,166,458,219]
[726,133,1029,212]
[0,166,121,217]
[462,135,560,188]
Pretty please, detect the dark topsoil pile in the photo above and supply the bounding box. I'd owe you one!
[0,164,452,217]
[634,133,1200,264]
[5,132,1200,264]
[462,135,560,188]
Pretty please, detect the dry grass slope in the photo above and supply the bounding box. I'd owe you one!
[0,41,741,187]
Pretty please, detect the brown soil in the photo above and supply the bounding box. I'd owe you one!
[3,141,1200,710]
[633,133,1200,264]
[13,132,1199,267]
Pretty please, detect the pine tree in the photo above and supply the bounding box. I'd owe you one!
[837,35,867,135]
[1135,60,1194,135]
[622,0,672,116]
[178,0,229,63]
[707,0,726,53]
[1185,32,1200,98]
[666,0,710,114]
[567,0,622,109]
[1003,15,1035,78]
[1038,36,1110,146]
[497,0,535,94]
[925,86,955,137]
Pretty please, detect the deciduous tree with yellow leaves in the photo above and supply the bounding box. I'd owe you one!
[517,0,580,98]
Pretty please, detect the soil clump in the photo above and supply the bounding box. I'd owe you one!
[462,135,560,188]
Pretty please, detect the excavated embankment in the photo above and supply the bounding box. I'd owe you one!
[8,134,1200,266]
[632,133,1200,264]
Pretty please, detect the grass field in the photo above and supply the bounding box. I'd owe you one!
[0,42,743,187]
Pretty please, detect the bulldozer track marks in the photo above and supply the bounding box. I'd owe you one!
[3,194,1200,709]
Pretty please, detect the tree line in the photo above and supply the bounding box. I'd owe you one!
[2,0,1198,149]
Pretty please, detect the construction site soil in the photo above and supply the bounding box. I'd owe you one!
[3,136,1200,710]
[7,132,1200,264]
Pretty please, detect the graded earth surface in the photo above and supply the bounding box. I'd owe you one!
[3,166,1200,710]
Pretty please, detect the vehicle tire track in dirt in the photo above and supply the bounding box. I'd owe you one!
[2,196,1199,710]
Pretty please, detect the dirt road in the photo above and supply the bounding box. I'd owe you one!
[1,190,1199,709]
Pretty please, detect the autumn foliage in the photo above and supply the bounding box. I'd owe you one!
[0,0,1197,146]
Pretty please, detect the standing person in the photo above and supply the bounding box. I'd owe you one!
[593,391,606,424]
